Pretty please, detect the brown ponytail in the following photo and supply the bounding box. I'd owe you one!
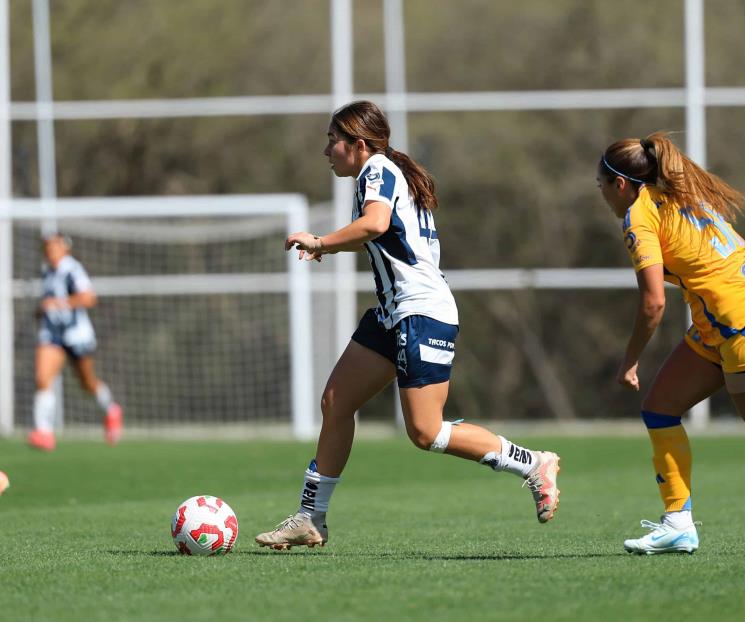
[331,100,438,211]
[601,131,745,223]
[385,148,438,211]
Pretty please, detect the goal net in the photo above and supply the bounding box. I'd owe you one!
[5,195,314,439]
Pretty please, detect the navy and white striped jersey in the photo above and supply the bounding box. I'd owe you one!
[353,153,458,329]
[39,255,96,343]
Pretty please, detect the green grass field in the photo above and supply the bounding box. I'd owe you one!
[1,434,744,622]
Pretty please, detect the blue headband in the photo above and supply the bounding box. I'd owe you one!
[601,155,646,184]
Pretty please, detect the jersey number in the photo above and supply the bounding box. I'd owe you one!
[681,207,745,259]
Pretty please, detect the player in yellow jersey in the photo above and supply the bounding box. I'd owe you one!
[597,131,745,555]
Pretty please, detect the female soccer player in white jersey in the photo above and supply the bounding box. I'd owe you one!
[255,101,561,550]
[27,234,123,451]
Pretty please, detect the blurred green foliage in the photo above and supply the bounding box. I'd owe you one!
[8,0,745,422]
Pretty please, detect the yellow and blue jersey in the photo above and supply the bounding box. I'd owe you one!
[623,186,745,347]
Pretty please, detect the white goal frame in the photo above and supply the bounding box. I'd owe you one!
[0,194,316,439]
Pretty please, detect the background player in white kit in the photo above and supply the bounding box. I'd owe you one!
[28,233,123,451]
[255,101,561,550]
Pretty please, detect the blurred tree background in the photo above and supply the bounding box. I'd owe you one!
[8,0,745,424]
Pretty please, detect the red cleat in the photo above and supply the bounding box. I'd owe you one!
[0,470,10,495]
[104,403,123,446]
[28,429,56,452]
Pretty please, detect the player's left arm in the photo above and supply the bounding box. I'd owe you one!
[617,263,666,391]
[66,290,97,309]
[286,200,391,260]
[66,265,97,309]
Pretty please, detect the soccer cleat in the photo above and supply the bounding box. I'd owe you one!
[623,519,699,555]
[28,429,56,452]
[255,512,328,550]
[104,403,123,446]
[523,451,561,523]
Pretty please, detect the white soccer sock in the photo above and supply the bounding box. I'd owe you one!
[298,461,340,518]
[33,389,56,432]
[95,382,113,412]
[479,435,537,478]
[663,510,694,529]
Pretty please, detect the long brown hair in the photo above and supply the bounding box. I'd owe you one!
[330,100,438,211]
[600,131,745,223]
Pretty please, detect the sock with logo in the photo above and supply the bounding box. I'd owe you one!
[297,459,340,520]
[479,435,537,478]
[642,410,692,512]
[33,389,56,432]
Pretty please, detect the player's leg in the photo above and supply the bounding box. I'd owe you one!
[720,334,745,423]
[399,382,560,523]
[256,337,396,550]
[72,355,123,445]
[728,391,745,420]
[315,340,396,476]
[623,337,723,555]
[397,314,559,523]
[642,339,722,512]
[28,344,67,450]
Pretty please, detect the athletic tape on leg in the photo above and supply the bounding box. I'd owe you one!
[429,420,462,453]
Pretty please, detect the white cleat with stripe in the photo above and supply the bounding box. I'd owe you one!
[623,519,699,555]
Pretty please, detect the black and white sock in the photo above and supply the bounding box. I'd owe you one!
[479,435,537,478]
[298,459,339,520]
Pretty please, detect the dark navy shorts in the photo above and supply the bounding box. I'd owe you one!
[38,325,97,360]
[351,308,458,388]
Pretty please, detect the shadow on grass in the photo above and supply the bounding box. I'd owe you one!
[107,549,625,560]
[108,550,184,556]
[107,549,334,557]
[235,550,626,560]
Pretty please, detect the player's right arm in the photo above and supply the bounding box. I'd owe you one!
[617,197,666,390]
[285,201,390,260]
[617,263,666,390]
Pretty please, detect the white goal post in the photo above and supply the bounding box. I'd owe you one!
[0,194,315,439]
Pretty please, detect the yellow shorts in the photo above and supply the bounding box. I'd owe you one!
[684,325,745,374]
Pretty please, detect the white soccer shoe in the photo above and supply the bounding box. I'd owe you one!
[255,512,328,551]
[623,519,699,555]
[523,451,561,523]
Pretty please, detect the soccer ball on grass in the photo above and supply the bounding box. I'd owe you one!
[171,495,238,555]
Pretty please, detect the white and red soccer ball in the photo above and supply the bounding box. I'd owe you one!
[171,495,238,556]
